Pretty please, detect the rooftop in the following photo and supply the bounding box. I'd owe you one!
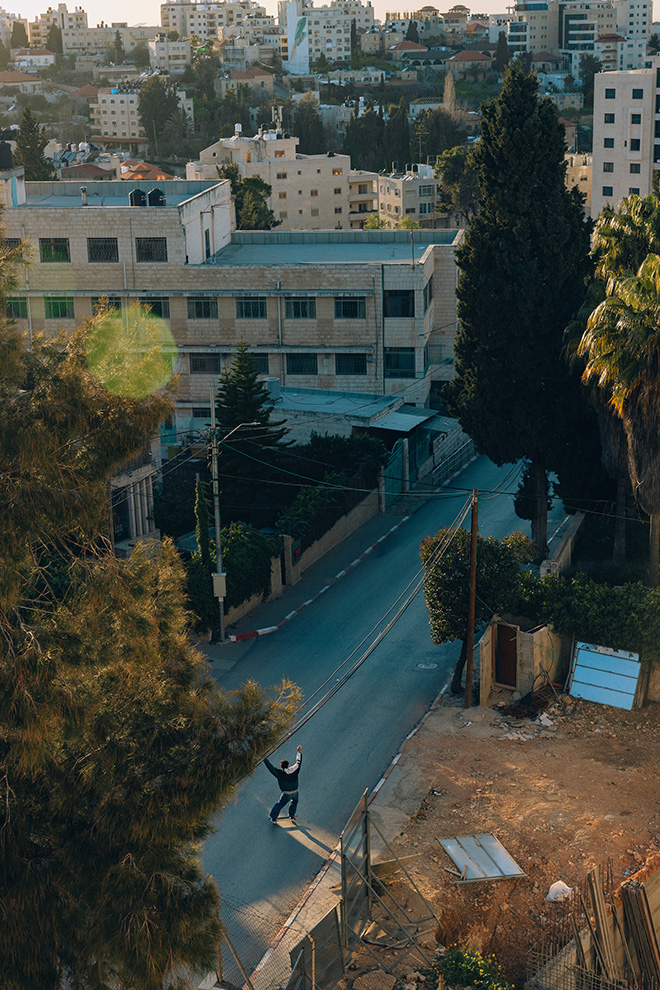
[206,229,460,267]
[19,179,222,209]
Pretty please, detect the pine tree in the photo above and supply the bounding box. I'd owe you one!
[405,19,420,43]
[112,28,125,63]
[384,98,410,168]
[46,22,63,53]
[444,62,592,556]
[294,92,327,154]
[0,40,8,70]
[138,76,179,154]
[494,30,509,72]
[14,105,56,180]
[10,20,28,47]
[343,104,385,172]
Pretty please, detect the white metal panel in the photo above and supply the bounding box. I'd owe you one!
[569,641,640,711]
[438,834,525,882]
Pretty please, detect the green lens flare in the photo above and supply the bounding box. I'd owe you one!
[86,304,175,399]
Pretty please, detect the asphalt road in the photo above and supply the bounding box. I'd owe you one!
[202,457,566,979]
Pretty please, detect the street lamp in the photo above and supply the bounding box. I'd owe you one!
[208,389,257,642]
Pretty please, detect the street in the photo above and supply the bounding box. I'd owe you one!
[201,456,566,979]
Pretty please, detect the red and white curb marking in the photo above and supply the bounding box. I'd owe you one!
[227,517,410,643]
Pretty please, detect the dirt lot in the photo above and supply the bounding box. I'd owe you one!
[361,690,660,988]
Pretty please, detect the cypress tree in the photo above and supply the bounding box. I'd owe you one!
[10,20,28,47]
[494,30,509,72]
[444,62,591,555]
[384,98,410,168]
[14,106,56,181]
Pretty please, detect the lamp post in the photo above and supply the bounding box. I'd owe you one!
[208,389,257,642]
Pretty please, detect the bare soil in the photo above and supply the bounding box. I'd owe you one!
[355,692,660,988]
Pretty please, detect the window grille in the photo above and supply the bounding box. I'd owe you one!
[40,238,70,263]
[236,297,267,319]
[335,353,367,375]
[135,237,167,262]
[87,237,119,263]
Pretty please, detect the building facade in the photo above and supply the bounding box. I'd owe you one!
[160,0,268,43]
[90,86,193,152]
[378,165,441,228]
[29,3,87,48]
[278,0,375,63]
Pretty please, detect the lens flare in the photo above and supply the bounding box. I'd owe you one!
[86,303,175,399]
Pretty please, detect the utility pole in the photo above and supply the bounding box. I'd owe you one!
[464,489,478,709]
[209,387,227,642]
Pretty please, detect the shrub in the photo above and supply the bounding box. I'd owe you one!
[275,473,342,545]
[221,523,282,609]
[441,948,513,990]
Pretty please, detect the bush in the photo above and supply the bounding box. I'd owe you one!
[222,523,282,609]
[441,948,513,990]
[275,473,342,545]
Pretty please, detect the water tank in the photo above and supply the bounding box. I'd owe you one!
[263,376,281,402]
[129,188,147,207]
[147,187,165,206]
[0,142,13,169]
[412,163,418,173]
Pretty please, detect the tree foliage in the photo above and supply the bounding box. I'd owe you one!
[14,105,56,180]
[343,104,385,171]
[0,40,8,70]
[443,62,592,556]
[217,163,278,230]
[412,107,467,163]
[138,76,179,153]
[10,20,28,47]
[384,98,410,169]
[434,144,479,223]
[294,92,326,154]
[46,23,63,53]
[579,53,602,108]
[111,28,125,63]
[494,31,509,72]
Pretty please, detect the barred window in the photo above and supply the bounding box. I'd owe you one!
[45,296,74,320]
[142,296,170,319]
[189,353,221,375]
[285,297,316,319]
[39,238,70,263]
[236,297,267,319]
[335,353,367,376]
[192,406,212,419]
[92,296,122,314]
[187,297,218,319]
[6,296,27,318]
[2,237,21,251]
[251,353,269,374]
[135,237,167,262]
[286,353,318,375]
[334,297,365,319]
[384,346,415,378]
[87,237,119,263]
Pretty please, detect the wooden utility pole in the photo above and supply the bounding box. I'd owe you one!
[464,489,478,709]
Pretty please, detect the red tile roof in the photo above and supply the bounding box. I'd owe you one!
[448,49,493,61]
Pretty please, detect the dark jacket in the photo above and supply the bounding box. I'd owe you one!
[264,750,302,792]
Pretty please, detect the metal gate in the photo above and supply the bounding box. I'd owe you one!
[286,908,344,990]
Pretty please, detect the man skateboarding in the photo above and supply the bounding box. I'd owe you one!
[265,745,302,823]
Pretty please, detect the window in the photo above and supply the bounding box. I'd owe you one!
[236,297,267,319]
[45,296,74,319]
[632,88,644,99]
[87,237,119,263]
[423,278,434,310]
[383,289,415,318]
[605,88,616,99]
[604,137,614,148]
[92,295,122,314]
[311,208,319,216]
[135,237,167,262]
[419,184,434,196]
[187,297,218,319]
[2,237,20,250]
[311,189,318,196]
[332,168,343,175]
[142,296,170,319]
[629,187,640,194]
[251,353,269,374]
[280,211,288,219]
[39,237,70,263]
[285,297,316,319]
[276,172,287,179]
[189,353,221,375]
[603,162,614,172]
[286,353,318,375]
[384,347,415,378]
[335,353,367,375]
[278,192,287,199]
[6,296,27,318]
[334,187,342,194]
[334,296,365,319]
[602,185,614,196]
[630,138,641,151]
[604,112,615,123]
[630,163,641,173]
[192,406,212,419]
[334,207,342,214]
[274,150,285,158]
[632,112,642,123]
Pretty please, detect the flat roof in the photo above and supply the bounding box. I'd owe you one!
[275,386,400,420]
[19,179,221,209]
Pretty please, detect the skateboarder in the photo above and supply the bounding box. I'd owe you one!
[265,745,302,823]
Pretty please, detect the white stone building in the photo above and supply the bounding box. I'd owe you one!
[90,85,193,153]
[160,0,268,44]
[29,3,87,48]
[61,22,161,55]
[378,165,442,228]
[277,0,375,63]
[148,33,192,72]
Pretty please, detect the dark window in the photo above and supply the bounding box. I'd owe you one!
[655,119,660,138]
[631,138,641,151]
[142,296,170,319]
[2,237,21,251]
[424,342,430,369]
[384,347,415,378]
[604,137,615,148]
[6,296,27,318]
[632,112,642,123]
[192,406,212,419]
[383,289,415,318]
[45,296,74,319]
[204,228,211,259]
[236,297,267,319]
[656,95,660,114]
[251,353,269,374]
[135,237,167,262]
[187,297,218,319]
[189,353,221,374]
[334,297,366,319]
[603,162,614,172]
[632,87,644,99]
[423,278,434,310]
[286,352,318,375]
[605,87,616,99]
[630,163,641,173]
[285,297,316,319]
[604,113,615,123]
[92,295,122,314]
[87,237,119,263]
[629,187,640,194]
[39,237,70,263]
[335,353,367,375]
[657,67,660,87]
[602,185,614,196]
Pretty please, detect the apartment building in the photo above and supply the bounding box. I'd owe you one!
[160,0,268,44]
[591,56,660,217]
[278,0,375,62]
[0,9,29,48]
[348,168,378,226]
[60,22,161,55]
[378,165,441,227]
[187,125,352,229]
[29,2,87,48]
[90,86,193,153]
[148,33,192,72]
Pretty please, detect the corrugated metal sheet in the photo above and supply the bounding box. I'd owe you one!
[438,834,526,882]
[568,641,641,710]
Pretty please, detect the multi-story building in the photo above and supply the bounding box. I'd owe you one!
[0,167,462,428]
[378,165,441,228]
[148,33,192,72]
[60,22,161,55]
[278,0,375,63]
[187,125,353,230]
[160,0,268,44]
[0,9,29,48]
[90,86,194,153]
[348,169,378,226]
[29,3,87,48]
[591,56,660,217]
[384,8,447,40]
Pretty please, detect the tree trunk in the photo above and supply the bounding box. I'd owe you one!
[451,636,468,694]
[650,512,660,585]
[612,473,627,569]
[530,458,548,559]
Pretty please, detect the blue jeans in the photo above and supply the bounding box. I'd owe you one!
[271,789,298,820]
